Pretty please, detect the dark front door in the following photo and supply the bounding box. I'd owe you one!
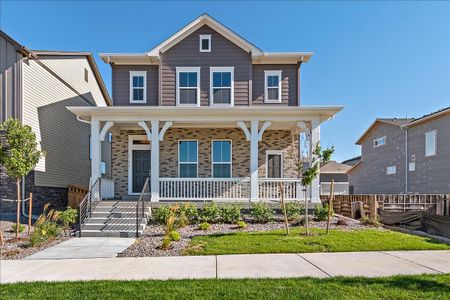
[132,150,150,193]
[267,154,282,178]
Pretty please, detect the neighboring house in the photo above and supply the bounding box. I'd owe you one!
[0,30,112,211]
[342,156,361,167]
[69,14,342,204]
[348,108,450,194]
[320,161,351,195]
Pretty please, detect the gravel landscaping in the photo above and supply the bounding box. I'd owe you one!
[118,215,370,257]
[0,214,72,260]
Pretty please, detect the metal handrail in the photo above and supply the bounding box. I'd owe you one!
[78,178,102,237]
[136,177,150,238]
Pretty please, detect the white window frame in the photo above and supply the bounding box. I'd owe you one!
[264,70,282,103]
[199,34,211,52]
[374,136,386,148]
[265,150,284,178]
[425,130,437,157]
[129,71,147,104]
[176,67,201,106]
[386,166,396,175]
[178,140,198,178]
[209,67,234,107]
[408,162,415,172]
[211,139,232,178]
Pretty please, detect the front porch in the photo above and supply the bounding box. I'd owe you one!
[68,106,342,203]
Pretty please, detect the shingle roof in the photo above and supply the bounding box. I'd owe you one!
[320,161,352,174]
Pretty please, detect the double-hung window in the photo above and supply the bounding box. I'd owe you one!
[264,70,282,103]
[129,71,146,103]
[179,141,198,177]
[210,67,234,106]
[176,67,200,106]
[425,131,436,156]
[199,35,211,52]
[212,140,232,178]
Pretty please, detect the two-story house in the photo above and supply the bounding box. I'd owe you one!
[348,107,450,194]
[69,14,342,206]
[0,30,112,212]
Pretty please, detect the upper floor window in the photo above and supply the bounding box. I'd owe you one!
[179,140,198,177]
[176,67,200,106]
[386,165,396,175]
[212,140,232,178]
[210,67,234,106]
[199,35,211,52]
[374,136,386,148]
[264,70,282,103]
[129,71,147,103]
[425,130,436,156]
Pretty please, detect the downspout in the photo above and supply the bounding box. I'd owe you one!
[405,128,408,193]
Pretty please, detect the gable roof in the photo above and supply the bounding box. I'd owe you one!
[320,161,352,174]
[100,14,313,65]
[355,118,412,145]
[403,107,450,128]
[341,156,361,166]
[0,30,31,56]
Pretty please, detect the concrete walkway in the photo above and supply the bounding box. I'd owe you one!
[1,250,448,283]
[25,238,135,260]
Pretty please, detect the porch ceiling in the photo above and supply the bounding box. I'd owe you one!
[67,106,343,126]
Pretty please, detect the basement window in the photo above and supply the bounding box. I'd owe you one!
[200,35,211,52]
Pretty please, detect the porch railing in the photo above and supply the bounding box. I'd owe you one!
[258,178,304,201]
[78,178,101,237]
[159,177,250,201]
[136,177,150,237]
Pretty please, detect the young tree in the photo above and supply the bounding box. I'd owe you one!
[0,119,44,239]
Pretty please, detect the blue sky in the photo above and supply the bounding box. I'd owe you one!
[1,1,449,161]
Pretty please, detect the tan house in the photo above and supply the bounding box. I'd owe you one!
[69,14,342,205]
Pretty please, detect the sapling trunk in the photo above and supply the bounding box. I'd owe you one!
[304,188,309,236]
[279,182,290,236]
[15,178,21,239]
[326,179,334,235]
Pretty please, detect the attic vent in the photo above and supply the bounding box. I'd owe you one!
[411,155,416,161]
[199,35,211,52]
[84,68,89,82]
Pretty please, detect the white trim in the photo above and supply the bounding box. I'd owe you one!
[373,136,386,148]
[158,121,173,141]
[199,34,211,52]
[178,140,199,177]
[386,165,396,175]
[209,67,234,107]
[138,121,151,140]
[176,67,201,107]
[237,121,251,140]
[265,150,284,178]
[128,135,151,195]
[129,71,147,103]
[211,139,232,178]
[99,121,114,141]
[425,130,437,157]
[264,70,282,103]
[258,121,271,141]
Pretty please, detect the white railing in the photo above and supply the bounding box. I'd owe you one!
[159,178,250,201]
[258,178,304,201]
[320,182,349,195]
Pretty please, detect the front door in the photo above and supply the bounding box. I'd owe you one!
[132,150,150,193]
[267,154,282,178]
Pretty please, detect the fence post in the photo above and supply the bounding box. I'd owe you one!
[78,208,82,238]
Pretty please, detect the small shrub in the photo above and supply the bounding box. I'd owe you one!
[161,236,172,250]
[285,202,305,221]
[177,203,199,226]
[153,206,171,224]
[199,202,221,223]
[220,204,241,224]
[251,202,274,223]
[11,223,25,233]
[59,207,77,235]
[169,230,181,241]
[314,205,332,221]
[198,222,211,231]
[336,218,348,226]
[360,216,382,227]
[29,221,61,247]
[236,221,247,229]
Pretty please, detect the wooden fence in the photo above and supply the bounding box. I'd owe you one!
[67,185,88,208]
[320,194,450,219]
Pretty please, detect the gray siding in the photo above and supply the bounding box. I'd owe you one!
[320,173,348,183]
[252,64,299,106]
[112,65,159,106]
[407,115,450,194]
[349,123,406,194]
[0,34,23,122]
[160,25,251,106]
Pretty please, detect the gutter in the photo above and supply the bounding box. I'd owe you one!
[405,128,408,193]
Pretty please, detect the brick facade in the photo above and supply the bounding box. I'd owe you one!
[112,128,299,197]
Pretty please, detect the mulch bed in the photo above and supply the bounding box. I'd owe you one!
[0,215,72,260]
[118,215,370,258]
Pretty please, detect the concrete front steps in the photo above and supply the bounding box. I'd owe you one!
[80,201,151,238]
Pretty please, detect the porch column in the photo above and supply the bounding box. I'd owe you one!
[310,119,321,203]
[150,120,160,202]
[250,120,259,202]
[90,119,101,185]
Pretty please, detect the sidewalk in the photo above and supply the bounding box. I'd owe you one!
[1,250,448,283]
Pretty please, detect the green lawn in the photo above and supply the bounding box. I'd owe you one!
[2,275,449,299]
[184,228,450,255]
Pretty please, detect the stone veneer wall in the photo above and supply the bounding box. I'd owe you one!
[112,128,299,197]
